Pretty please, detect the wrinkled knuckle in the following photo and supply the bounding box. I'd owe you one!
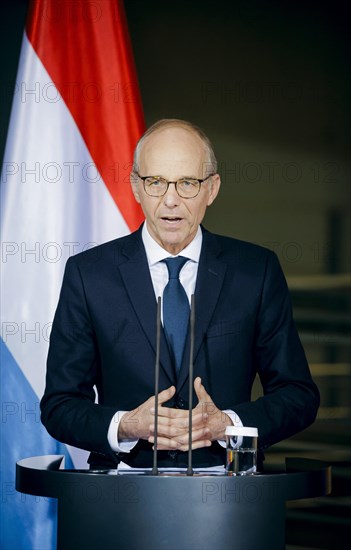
[175,437,185,449]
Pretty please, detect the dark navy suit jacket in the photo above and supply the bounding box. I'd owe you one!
[41,225,319,468]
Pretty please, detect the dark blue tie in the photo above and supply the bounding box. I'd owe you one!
[162,256,190,372]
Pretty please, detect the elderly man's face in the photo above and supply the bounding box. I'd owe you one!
[131,126,220,255]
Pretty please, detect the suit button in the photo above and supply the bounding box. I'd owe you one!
[176,397,185,409]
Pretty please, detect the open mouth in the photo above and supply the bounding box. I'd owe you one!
[161,216,182,223]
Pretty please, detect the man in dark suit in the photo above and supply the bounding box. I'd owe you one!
[41,119,319,469]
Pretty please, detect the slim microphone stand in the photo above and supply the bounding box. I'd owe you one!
[152,296,161,475]
[187,294,195,476]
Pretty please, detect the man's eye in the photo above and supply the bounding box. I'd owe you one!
[181,179,197,187]
[147,179,162,186]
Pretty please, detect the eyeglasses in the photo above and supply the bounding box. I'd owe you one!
[135,173,214,199]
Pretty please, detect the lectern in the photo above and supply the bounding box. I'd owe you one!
[16,456,331,550]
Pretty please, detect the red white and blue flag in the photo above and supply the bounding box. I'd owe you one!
[1,1,144,547]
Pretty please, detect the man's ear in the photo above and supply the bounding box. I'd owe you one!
[130,172,141,203]
[207,174,221,206]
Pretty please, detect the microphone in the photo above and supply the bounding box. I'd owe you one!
[152,294,195,475]
[152,296,161,476]
[187,294,195,476]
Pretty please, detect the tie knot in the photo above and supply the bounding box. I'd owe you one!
[163,256,188,279]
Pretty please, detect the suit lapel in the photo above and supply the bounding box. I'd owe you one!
[117,229,176,386]
[177,230,227,392]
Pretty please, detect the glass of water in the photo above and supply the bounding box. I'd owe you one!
[225,426,258,475]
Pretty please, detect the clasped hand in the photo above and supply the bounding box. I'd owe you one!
[119,377,233,451]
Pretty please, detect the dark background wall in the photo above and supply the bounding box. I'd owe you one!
[128,0,350,278]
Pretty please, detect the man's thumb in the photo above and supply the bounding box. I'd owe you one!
[194,377,207,401]
[158,385,176,404]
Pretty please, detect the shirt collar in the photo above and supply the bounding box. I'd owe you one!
[142,222,202,266]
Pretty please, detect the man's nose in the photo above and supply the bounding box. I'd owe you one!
[163,183,180,206]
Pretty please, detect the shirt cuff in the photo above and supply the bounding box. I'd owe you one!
[107,411,139,453]
[217,409,243,449]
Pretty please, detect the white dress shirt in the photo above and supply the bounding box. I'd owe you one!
[107,223,241,454]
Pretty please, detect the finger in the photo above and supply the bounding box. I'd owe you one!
[149,437,212,452]
[156,406,188,419]
[149,414,208,439]
[149,417,188,437]
[155,415,188,431]
[156,410,207,428]
[178,439,212,452]
[194,376,209,402]
[194,376,202,391]
[154,406,209,428]
[148,435,180,450]
[151,424,188,438]
[149,387,176,414]
[152,425,211,446]
[157,385,176,405]
[189,426,212,443]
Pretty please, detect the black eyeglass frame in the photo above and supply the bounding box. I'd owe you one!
[135,172,215,199]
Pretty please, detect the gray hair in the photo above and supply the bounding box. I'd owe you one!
[132,118,218,175]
